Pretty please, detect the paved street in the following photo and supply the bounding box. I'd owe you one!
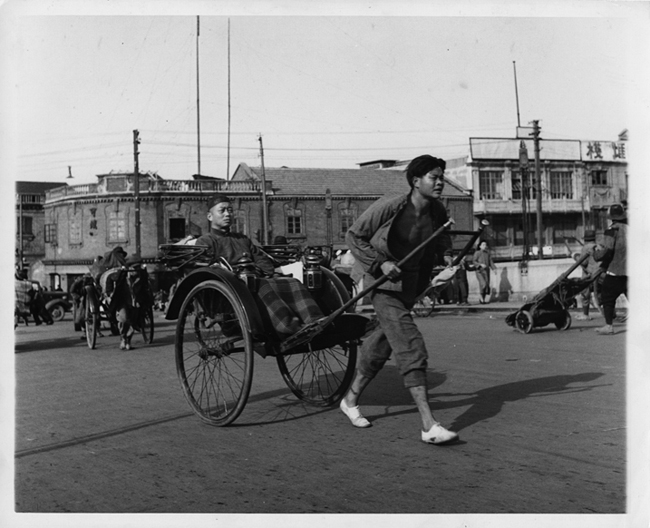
[9,307,634,524]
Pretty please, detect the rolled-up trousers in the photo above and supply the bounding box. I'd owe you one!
[357,289,428,389]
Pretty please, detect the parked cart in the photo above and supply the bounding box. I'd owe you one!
[505,254,604,334]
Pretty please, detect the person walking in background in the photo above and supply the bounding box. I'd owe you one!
[342,154,458,445]
[473,240,496,304]
[575,230,601,321]
[592,204,627,335]
[28,282,54,325]
[453,254,473,306]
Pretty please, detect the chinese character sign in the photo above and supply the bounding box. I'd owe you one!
[582,141,626,161]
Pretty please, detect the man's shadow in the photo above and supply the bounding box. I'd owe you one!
[360,369,607,432]
[436,372,607,432]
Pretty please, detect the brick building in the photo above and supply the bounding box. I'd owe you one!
[40,166,473,292]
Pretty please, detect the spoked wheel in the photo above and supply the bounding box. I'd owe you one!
[85,301,98,349]
[138,306,154,344]
[175,280,254,426]
[515,310,534,334]
[412,296,435,318]
[554,310,572,331]
[277,341,357,406]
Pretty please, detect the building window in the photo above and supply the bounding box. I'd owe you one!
[108,211,127,242]
[17,216,33,235]
[511,170,534,201]
[550,171,573,199]
[479,171,504,200]
[45,223,57,244]
[169,218,186,242]
[286,208,303,235]
[69,214,82,244]
[551,215,578,243]
[339,208,357,238]
[486,217,510,247]
[232,210,247,236]
[593,208,609,231]
[591,170,608,186]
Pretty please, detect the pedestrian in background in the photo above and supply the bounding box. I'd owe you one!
[575,230,601,321]
[473,240,496,304]
[592,204,627,335]
[342,154,458,445]
[28,282,54,326]
[453,254,473,306]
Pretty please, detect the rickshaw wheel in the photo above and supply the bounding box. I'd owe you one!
[85,302,98,349]
[138,306,154,344]
[515,310,534,334]
[277,341,357,406]
[554,310,572,331]
[175,279,254,426]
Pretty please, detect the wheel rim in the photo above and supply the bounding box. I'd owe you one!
[50,305,65,322]
[85,306,97,349]
[277,341,357,406]
[175,280,254,426]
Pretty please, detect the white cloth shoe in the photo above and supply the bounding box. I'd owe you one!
[340,399,371,428]
[421,423,459,445]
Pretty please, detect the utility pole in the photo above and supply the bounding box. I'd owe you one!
[533,120,543,259]
[258,134,269,245]
[133,129,141,258]
[518,140,529,262]
[196,16,201,177]
[227,18,231,180]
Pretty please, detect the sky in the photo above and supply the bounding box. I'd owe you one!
[2,1,649,187]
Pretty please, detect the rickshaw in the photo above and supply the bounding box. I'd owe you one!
[159,242,368,426]
[80,264,155,350]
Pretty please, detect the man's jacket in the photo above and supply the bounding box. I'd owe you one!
[346,193,452,298]
[593,222,627,276]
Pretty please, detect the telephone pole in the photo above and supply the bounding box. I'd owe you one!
[258,134,269,245]
[533,120,543,260]
[518,140,529,262]
[133,129,141,258]
[196,16,201,177]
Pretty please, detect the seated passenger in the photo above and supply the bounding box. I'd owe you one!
[195,193,324,336]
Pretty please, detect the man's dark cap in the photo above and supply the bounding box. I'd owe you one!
[207,193,231,210]
[608,204,626,222]
[584,230,596,241]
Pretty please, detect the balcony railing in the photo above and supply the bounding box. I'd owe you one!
[45,178,269,203]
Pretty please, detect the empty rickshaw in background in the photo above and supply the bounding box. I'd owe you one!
[506,253,604,334]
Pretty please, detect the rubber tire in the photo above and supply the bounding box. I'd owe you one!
[515,310,534,334]
[139,306,154,344]
[175,280,254,426]
[555,310,572,331]
[85,302,98,349]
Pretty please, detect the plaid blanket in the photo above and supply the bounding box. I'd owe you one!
[257,277,324,335]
